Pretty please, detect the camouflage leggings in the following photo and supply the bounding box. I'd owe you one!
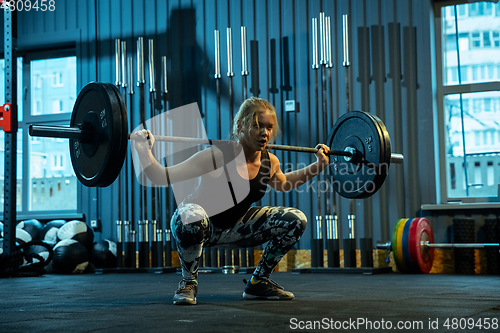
[171,203,307,281]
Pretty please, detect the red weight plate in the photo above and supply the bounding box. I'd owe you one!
[409,218,434,274]
[408,217,420,273]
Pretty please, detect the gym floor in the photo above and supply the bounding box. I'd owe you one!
[1,271,499,333]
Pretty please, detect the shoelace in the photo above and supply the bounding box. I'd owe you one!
[266,278,284,290]
[177,281,197,294]
[243,277,284,290]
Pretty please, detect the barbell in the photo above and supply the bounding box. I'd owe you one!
[377,218,499,274]
[28,82,404,198]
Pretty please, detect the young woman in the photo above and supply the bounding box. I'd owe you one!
[132,97,329,305]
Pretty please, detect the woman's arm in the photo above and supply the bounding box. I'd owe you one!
[131,129,224,186]
[268,144,330,192]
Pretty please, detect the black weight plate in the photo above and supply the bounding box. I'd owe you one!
[365,112,392,169]
[94,82,122,187]
[69,82,128,187]
[99,83,128,187]
[327,111,388,198]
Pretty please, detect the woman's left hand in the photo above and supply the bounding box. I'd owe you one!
[314,143,330,171]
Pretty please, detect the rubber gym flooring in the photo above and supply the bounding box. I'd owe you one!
[1,271,499,333]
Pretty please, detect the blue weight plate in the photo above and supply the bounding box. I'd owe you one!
[402,218,414,273]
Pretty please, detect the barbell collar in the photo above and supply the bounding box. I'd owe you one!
[376,242,392,250]
[390,153,404,164]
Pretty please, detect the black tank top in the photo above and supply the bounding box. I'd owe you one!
[184,146,271,230]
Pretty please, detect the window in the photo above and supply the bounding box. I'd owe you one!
[493,32,500,47]
[469,2,493,16]
[458,4,467,16]
[52,100,63,113]
[0,50,77,217]
[51,152,65,171]
[483,31,492,47]
[487,64,495,79]
[471,32,481,48]
[52,71,63,87]
[31,57,75,116]
[27,52,77,212]
[436,2,500,202]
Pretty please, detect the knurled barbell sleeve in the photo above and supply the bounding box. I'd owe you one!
[214,30,221,79]
[319,12,326,65]
[311,18,319,69]
[161,56,168,94]
[121,41,127,88]
[149,39,156,93]
[227,28,234,77]
[241,26,248,76]
[137,37,145,85]
[343,14,350,67]
[116,220,123,268]
[115,39,121,86]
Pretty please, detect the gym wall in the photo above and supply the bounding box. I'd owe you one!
[8,0,438,250]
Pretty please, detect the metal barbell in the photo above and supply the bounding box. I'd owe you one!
[377,218,499,274]
[28,82,404,195]
[29,125,404,164]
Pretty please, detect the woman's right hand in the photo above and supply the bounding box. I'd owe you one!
[131,129,155,154]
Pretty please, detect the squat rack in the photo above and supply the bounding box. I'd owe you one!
[2,9,18,255]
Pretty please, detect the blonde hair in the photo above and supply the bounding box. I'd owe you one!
[231,97,279,142]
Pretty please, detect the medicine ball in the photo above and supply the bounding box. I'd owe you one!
[26,244,52,265]
[52,239,89,274]
[15,228,33,245]
[17,219,43,241]
[41,220,67,245]
[57,221,94,249]
[0,224,31,245]
[91,240,117,268]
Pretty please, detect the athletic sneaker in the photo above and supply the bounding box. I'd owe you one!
[242,276,295,300]
[173,280,198,305]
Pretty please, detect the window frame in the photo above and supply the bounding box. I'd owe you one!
[16,48,79,218]
[434,2,500,204]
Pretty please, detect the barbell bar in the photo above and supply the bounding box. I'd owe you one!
[29,125,405,164]
[378,241,500,249]
[28,82,404,196]
[422,242,499,248]
[376,218,499,274]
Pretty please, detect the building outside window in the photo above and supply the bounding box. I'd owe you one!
[436,1,500,202]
